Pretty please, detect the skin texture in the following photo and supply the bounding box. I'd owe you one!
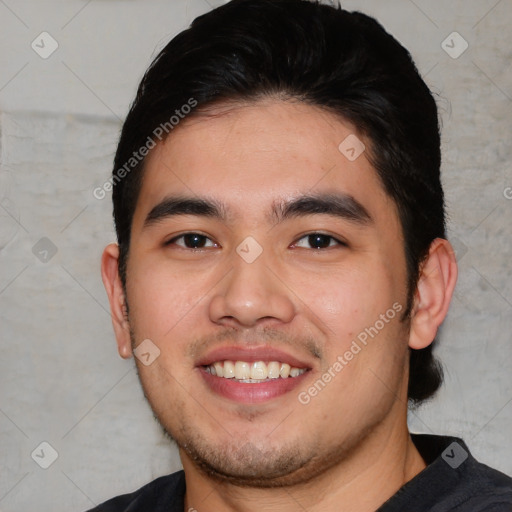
[102,99,458,512]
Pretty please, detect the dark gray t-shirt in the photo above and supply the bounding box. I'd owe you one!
[87,435,512,511]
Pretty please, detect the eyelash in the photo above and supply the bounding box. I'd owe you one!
[165,232,347,250]
[165,233,219,250]
[292,233,347,250]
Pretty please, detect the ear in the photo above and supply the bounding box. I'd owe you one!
[409,238,458,350]
[101,243,133,359]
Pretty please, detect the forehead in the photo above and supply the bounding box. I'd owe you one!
[133,99,396,228]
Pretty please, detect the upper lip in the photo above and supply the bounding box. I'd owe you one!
[196,345,314,369]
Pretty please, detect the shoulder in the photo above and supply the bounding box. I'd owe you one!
[379,435,512,511]
[459,457,512,511]
[419,435,512,511]
[84,470,186,512]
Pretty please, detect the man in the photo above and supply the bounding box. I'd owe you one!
[94,0,512,510]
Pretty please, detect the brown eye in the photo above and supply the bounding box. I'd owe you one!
[308,234,333,249]
[294,233,344,249]
[166,233,217,249]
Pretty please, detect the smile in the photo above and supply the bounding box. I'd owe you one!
[203,360,307,382]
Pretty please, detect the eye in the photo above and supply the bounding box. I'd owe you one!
[166,233,218,249]
[293,233,345,249]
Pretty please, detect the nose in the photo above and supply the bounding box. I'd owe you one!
[208,250,296,329]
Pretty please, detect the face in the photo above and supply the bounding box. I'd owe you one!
[121,100,412,486]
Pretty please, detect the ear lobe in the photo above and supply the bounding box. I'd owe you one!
[409,238,458,350]
[101,243,133,359]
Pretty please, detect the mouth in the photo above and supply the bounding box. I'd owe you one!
[203,360,307,382]
[197,347,313,404]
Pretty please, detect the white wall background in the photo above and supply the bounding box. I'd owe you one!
[0,0,511,510]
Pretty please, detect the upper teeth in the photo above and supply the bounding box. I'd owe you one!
[204,361,306,380]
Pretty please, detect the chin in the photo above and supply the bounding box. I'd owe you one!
[182,439,316,488]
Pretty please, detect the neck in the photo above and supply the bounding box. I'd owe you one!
[181,417,426,512]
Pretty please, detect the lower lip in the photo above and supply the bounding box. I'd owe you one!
[199,368,310,404]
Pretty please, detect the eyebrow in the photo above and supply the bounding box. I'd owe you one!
[144,197,227,228]
[143,193,372,229]
[271,193,372,225]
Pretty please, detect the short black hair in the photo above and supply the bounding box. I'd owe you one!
[111,0,445,405]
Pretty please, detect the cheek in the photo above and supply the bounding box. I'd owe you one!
[290,263,396,337]
[126,258,206,339]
